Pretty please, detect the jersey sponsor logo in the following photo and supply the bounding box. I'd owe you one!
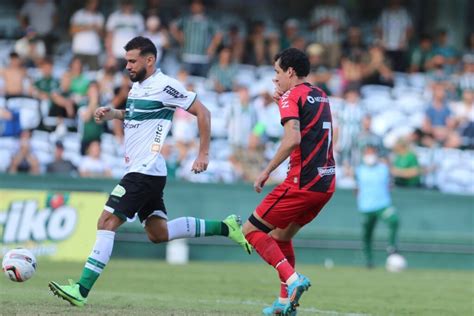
[280,91,291,108]
[317,166,336,177]
[164,85,187,99]
[151,124,164,153]
[308,96,329,103]
[123,122,140,129]
[111,185,126,198]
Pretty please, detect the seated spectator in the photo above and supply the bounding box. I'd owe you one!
[0,52,30,98]
[222,24,244,63]
[208,46,238,93]
[361,41,394,87]
[338,54,363,94]
[390,138,421,187]
[422,82,459,147]
[31,57,61,113]
[409,33,434,73]
[428,29,459,75]
[307,43,332,95]
[143,15,169,66]
[341,25,366,61]
[456,54,474,94]
[0,108,22,137]
[78,82,104,155]
[49,57,90,118]
[79,141,112,178]
[46,141,76,176]
[451,89,474,149]
[8,130,40,175]
[14,26,46,68]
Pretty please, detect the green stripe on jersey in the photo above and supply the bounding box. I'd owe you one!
[127,98,165,110]
[125,109,175,121]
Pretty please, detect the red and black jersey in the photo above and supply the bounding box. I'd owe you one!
[278,82,335,193]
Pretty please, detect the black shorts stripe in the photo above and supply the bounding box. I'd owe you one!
[261,188,289,219]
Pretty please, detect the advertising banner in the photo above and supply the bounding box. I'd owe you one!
[0,189,105,261]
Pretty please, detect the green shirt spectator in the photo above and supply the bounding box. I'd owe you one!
[391,139,421,187]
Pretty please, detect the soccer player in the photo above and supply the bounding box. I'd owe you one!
[241,48,335,315]
[355,145,399,268]
[48,36,251,307]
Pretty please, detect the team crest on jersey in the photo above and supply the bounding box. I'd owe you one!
[151,143,161,153]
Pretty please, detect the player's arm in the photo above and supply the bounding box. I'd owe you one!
[254,119,301,193]
[187,99,211,173]
[94,106,125,122]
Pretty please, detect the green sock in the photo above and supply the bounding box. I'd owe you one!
[78,257,106,298]
[194,218,228,236]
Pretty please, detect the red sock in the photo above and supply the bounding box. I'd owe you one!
[274,239,295,298]
[246,231,295,282]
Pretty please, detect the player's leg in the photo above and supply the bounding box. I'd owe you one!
[262,224,301,315]
[140,181,250,253]
[379,206,399,254]
[49,211,124,306]
[362,212,378,268]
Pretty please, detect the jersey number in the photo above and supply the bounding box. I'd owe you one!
[323,121,331,159]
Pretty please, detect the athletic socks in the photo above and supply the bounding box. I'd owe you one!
[245,231,295,282]
[78,230,115,297]
[274,239,295,298]
[167,217,228,240]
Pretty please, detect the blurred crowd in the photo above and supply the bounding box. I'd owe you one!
[0,0,473,194]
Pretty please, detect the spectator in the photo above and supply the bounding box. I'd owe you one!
[355,145,399,268]
[409,33,434,73]
[280,19,300,50]
[361,41,394,87]
[306,43,332,95]
[142,15,169,66]
[333,85,365,175]
[243,20,279,66]
[59,57,90,103]
[309,0,348,68]
[31,57,59,108]
[390,138,421,187]
[422,83,458,147]
[208,46,238,93]
[376,0,413,72]
[19,0,58,55]
[338,54,363,95]
[78,82,104,155]
[14,26,46,67]
[8,130,40,175]
[456,54,474,94]
[224,86,257,149]
[250,90,282,149]
[69,0,105,71]
[0,52,30,98]
[46,141,76,176]
[341,25,366,61]
[170,0,222,77]
[222,24,245,63]
[0,108,21,137]
[356,115,386,164]
[79,141,111,178]
[426,29,459,75]
[451,89,474,149]
[106,0,145,69]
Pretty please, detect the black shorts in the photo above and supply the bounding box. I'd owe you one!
[105,172,167,224]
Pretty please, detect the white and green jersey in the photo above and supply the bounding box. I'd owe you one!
[123,70,196,176]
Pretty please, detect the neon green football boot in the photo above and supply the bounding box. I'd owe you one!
[49,279,87,307]
[223,214,252,254]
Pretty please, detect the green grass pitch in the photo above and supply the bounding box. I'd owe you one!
[1,259,472,315]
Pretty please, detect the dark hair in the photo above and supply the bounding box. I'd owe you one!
[9,52,19,59]
[273,48,310,77]
[124,36,157,59]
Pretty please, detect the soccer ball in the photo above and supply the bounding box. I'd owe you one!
[2,248,37,282]
[385,253,407,272]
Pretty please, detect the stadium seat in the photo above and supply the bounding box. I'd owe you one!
[0,148,12,172]
[361,95,393,114]
[360,84,392,99]
[6,97,42,130]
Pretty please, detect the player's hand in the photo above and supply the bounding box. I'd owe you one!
[254,170,270,193]
[95,106,114,123]
[191,153,209,174]
[272,88,284,103]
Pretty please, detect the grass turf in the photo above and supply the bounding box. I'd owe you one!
[0,259,472,315]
